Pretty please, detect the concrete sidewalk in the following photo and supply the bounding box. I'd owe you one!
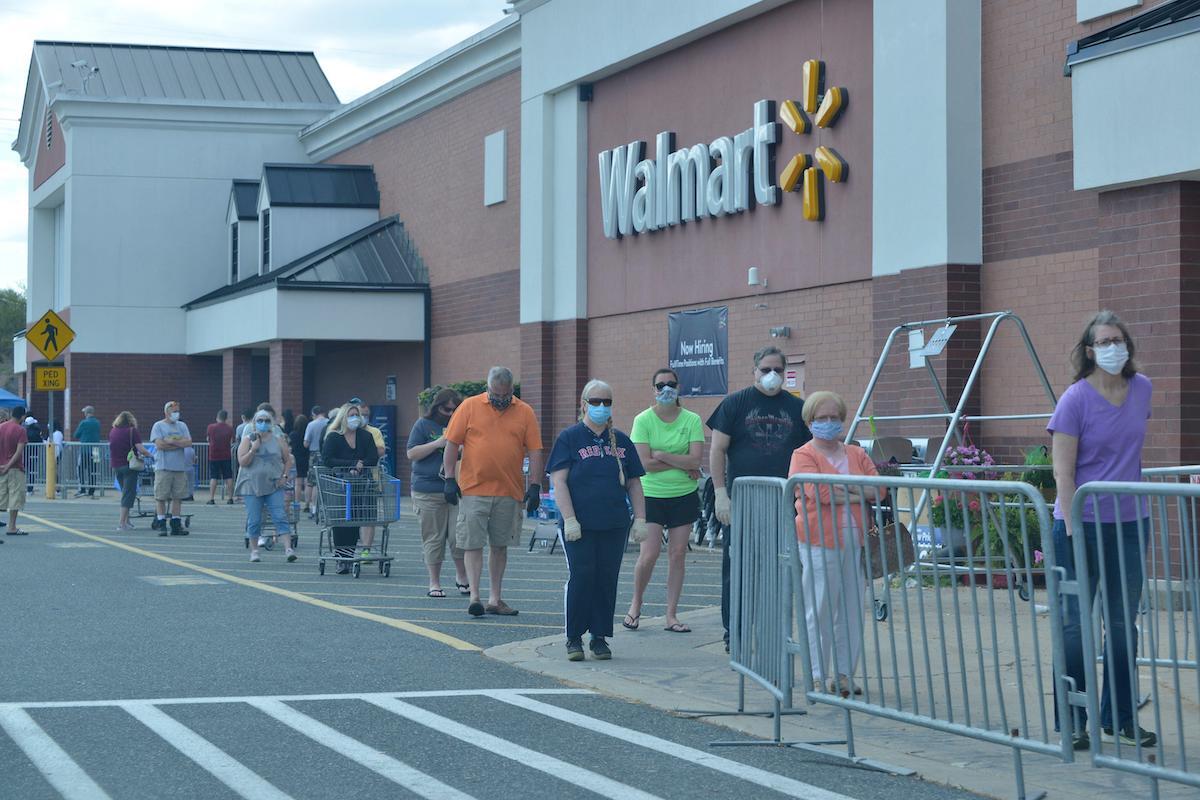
[486,604,1186,800]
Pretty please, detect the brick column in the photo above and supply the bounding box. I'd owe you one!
[520,319,590,455]
[268,340,304,418]
[520,322,554,428]
[871,264,983,444]
[222,348,253,418]
[1097,181,1200,466]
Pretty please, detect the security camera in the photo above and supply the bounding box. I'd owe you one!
[71,59,87,69]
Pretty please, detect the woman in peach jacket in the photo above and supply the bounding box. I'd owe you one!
[789,390,881,695]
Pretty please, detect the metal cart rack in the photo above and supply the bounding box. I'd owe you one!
[845,311,1058,616]
[314,465,400,578]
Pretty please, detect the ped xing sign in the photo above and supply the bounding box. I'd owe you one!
[33,363,67,391]
[29,308,75,361]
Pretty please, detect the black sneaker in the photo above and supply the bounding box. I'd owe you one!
[1072,731,1090,751]
[1102,725,1157,748]
[589,637,612,660]
[169,518,184,536]
[567,639,585,661]
[151,518,165,531]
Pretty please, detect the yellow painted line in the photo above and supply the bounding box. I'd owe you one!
[24,513,481,653]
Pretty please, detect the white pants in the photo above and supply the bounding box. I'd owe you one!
[799,538,865,682]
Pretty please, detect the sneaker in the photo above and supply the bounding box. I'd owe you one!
[285,548,297,562]
[257,536,268,547]
[205,499,215,505]
[589,637,612,660]
[358,548,372,562]
[73,491,86,498]
[566,639,585,661]
[226,499,234,505]
[151,518,165,531]
[1102,725,1157,748]
[117,523,135,531]
[249,551,261,562]
[1072,730,1091,751]
[169,518,185,535]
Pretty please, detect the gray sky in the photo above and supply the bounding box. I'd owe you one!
[0,0,506,292]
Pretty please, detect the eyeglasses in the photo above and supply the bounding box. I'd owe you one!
[654,381,678,391]
[1092,337,1126,347]
[758,366,784,375]
[585,398,613,407]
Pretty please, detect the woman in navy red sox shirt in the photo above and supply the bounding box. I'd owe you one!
[548,379,648,662]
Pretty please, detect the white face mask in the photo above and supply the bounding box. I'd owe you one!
[759,370,783,393]
[346,415,362,430]
[1094,343,1129,376]
[169,411,180,422]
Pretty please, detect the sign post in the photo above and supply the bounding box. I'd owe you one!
[28,309,76,499]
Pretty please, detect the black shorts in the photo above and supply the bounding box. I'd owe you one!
[209,460,233,480]
[645,490,700,529]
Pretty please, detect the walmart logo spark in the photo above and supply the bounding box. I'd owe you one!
[779,59,848,222]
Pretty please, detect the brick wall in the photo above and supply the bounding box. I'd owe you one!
[222,349,253,418]
[431,271,519,338]
[268,340,304,418]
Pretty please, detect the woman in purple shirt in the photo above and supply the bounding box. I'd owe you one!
[1049,310,1154,750]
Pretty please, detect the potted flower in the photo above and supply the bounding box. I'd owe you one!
[1021,444,1056,505]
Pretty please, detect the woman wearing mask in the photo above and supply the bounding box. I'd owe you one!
[236,408,296,563]
[406,389,470,598]
[789,390,881,695]
[109,411,153,531]
[290,413,309,510]
[623,367,705,633]
[1050,310,1155,750]
[549,379,648,661]
[320,402,379,574]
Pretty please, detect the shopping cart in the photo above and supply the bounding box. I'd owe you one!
[314,465,400,578]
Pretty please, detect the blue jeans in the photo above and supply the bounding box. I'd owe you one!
[245,489,291,543]
[1054,517,1146,732]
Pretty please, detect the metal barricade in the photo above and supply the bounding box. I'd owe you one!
[786,473,1068,798]
[55,442,114,496]
[1069,481,1200,796]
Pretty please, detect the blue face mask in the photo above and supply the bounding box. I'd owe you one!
[810,420,843,441]
[586,404,612,424]
[655,386,679,405]
[255,420,271,433]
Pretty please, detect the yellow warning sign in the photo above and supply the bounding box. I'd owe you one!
[29,309,75,362]
[33,364,67,391]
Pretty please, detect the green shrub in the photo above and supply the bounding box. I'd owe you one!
[417,381,521,413]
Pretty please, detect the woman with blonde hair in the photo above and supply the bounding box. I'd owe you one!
[789,390,881,694]
[109,411,153,531]
[548,379,647,661]
[319,401,378,574]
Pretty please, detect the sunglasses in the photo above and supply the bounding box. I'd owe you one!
[758,366,785,375]
[585,398,614,407]
[654,381,679,390]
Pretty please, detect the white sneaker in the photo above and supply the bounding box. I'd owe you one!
[249,551,261,562]
[257,536,268,547]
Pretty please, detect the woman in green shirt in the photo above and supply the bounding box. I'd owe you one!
[623,367,705,633]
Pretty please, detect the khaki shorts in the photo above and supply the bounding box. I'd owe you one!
[154,469,190,502]
[412,490,463,565]
[455,495,523,550]
[0,468,26,510]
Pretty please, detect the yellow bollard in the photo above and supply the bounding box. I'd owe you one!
[45,440,56,499]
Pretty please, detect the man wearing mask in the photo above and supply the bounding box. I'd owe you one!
[73,405,102,497]
[707,346,810,651]
[150,400,193,535]
[443,366,543,617]
[302,404,328,515]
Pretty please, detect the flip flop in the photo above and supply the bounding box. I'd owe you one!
[622,613,640,631]
[427,588,446,598]
[5,530,28,536]
[664,622,691,633]
[455,582,471,596]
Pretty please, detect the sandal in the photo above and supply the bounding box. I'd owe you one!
[664,622,692,633]
[5,529,28,536]
[622,613,640,631]
[455,582,471,596]
[427,588,446,598]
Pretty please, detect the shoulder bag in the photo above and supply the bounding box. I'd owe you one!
[863,494,915,580]
[126,429,144,471]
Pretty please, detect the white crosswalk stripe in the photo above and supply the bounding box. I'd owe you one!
[0,689,859,800]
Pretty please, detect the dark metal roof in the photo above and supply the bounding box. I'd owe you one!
[232,180,260,220]
[32,41,339,104]
[1067,0,1200,73]
[262,163,379,208]
[184,216,427,309]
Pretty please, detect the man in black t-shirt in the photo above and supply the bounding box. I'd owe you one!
[707,346,811,651]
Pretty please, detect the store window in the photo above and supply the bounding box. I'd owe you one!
[230,223,239,283]
[261,209,270,274]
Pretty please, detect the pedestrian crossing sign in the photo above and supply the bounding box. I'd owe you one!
[29,308,74,361]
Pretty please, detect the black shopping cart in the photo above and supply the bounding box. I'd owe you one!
[314,465,399,578]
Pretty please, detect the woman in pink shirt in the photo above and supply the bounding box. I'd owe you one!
[1049,310,1154,750]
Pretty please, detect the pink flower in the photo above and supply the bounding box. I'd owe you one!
[968,499,981,513]
[1034,549,1044,566]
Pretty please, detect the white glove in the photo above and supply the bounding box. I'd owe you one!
[562,516,582,542]
[714,486,732,526]
[630,518,649,544]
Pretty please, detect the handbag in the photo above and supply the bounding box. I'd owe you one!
[126,430,144,471]
[863,497,915,580]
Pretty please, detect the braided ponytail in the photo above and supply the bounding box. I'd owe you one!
[607,420,626,487]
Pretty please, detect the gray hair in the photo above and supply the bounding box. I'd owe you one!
[487,366,514,388]
[753,346,787,369]
[81,405,95,416]
[580,378,612,407]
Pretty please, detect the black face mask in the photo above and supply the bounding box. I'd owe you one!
[488,393,513,411]
[434,409,452,425]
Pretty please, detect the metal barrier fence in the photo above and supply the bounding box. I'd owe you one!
[22,442,217,495]
[1069,481,1200,796]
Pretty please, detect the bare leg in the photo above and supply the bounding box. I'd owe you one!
[426,560,443,592]
[665,524,691,627]
[208,479,218,502]
[488,545,508,605]
[453,556,468,587]
[626,524,664,619]
[9,509,18,529]
[118,506,130,526]
[156,500,167,518]
[463,548,484,604]
[224,479,234,500]
[361,525,375,548]
[170,499,183,517]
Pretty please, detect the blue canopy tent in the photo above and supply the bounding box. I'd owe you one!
[0,388,25,408]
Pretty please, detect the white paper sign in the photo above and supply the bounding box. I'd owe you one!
[908,330,926,369]
[921,324,957,357]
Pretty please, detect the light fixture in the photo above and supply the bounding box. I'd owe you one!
[748,266,767,290]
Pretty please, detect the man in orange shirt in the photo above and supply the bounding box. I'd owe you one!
[443,366,543,617]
